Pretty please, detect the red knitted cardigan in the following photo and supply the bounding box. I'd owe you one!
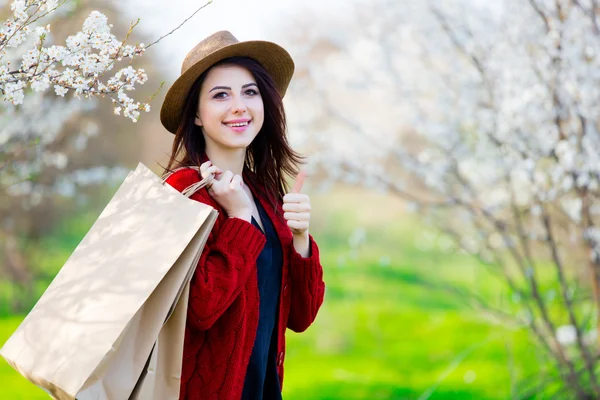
[165,163,325,400]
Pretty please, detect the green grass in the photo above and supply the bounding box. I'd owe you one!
[281,253,536,399]
[1,316,50,399]
[0,185,548,399]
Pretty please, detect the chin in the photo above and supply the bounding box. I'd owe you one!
[222,140,253,150]
[222,133,258,148]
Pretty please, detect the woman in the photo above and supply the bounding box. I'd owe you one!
[160,31,326,400]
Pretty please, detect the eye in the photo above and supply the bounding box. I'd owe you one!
[245,89,259,96]
[212,91,227,99]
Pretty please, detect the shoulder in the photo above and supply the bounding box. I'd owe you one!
[165,168,216,207]
[164,168,200,191]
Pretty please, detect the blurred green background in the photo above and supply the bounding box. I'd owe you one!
[1,185,540,399]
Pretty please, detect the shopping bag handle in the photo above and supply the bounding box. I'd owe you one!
[161,166,215,198]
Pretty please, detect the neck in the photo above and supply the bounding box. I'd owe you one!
[204,143,246,177]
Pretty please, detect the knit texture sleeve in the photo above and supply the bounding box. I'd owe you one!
[286,234,325,333]
[166,169,266,331]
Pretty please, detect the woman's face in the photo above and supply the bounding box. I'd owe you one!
[195,64,264,151]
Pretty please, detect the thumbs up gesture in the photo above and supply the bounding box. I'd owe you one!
[283,170,310,237]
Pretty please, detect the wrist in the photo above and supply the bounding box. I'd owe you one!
[229,209,252,222]
[293,230,309,240]
[292,232,310,258]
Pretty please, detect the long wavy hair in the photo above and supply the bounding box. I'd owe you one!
[162,56,304,212]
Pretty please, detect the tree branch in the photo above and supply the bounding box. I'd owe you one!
[542,208,600,394]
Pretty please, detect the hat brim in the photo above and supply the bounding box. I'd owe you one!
[160,40,295,134]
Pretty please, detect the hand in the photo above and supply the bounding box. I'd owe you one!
[200,161,252,221]
[283,170,310,237]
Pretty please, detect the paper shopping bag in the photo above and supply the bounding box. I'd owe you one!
[0,162,216,400]
[129,280,191,400]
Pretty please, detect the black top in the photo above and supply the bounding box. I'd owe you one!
[241,193,283,400]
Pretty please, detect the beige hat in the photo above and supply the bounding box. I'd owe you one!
[160,30,295,134]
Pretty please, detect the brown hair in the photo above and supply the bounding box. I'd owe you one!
[162,56,304,211]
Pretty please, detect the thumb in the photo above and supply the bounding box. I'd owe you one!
[292,170,307,193]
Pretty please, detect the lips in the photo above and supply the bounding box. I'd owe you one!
[223,119,251,127]
[223,119,251,132]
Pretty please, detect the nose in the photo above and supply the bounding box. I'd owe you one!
[231,94,247,114]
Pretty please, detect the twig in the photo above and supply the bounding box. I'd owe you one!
[573,0,600,35]
[145,1,214,49]
[430,5,494,103]
[528,0,552,32]
[0,0,66,54]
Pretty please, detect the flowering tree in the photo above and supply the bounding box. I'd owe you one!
[287,0,600,397]
[0,0,210,311]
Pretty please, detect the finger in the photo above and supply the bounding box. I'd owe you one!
[219,170,233,183]
[210,171,232,192]
[230,174,244,190]
[287,220,309,231]
[202,165,220,179]
[211,166,223,177]
[282,202,311,213]
[200,161,212,174]
[284,212,310,221]
[283,193,309,204]
[292,170,307,193]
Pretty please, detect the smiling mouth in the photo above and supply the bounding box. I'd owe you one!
[224,120,251,128]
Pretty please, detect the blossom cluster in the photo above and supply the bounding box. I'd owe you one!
[1,0,150,121]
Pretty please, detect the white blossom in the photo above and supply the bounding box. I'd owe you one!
[0,3,151,122]
[556,325,577,346]
[31,75,50,92]
[4,80,26,104]
[54,84,67,96]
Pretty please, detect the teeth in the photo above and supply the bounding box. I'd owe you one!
[226,122,249,127]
